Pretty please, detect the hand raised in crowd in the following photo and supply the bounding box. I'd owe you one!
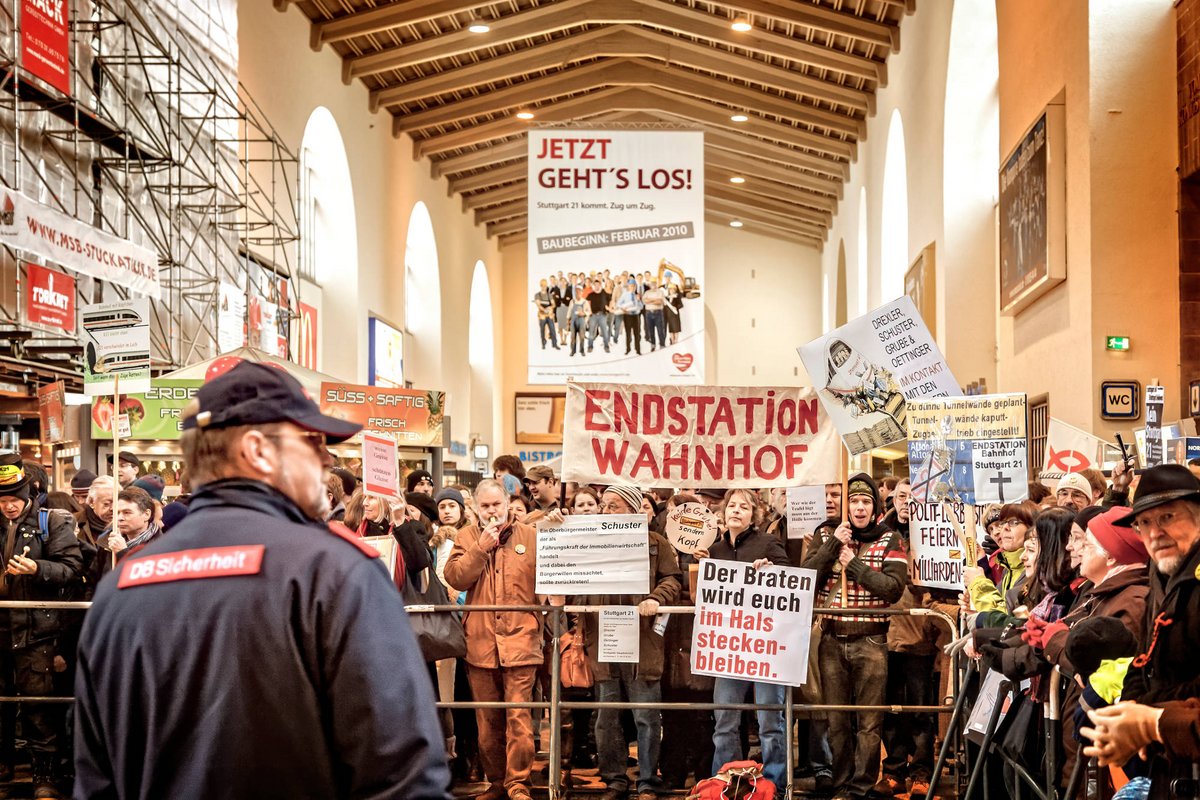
[1081,702,1165,765]
[837,545,855,567]
[637,598,660,616]
[1111,459,1133,494]
[389,502,408,526]
[833,522,853,545]
[692,548,710,560]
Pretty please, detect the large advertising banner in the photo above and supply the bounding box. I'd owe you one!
[527,130,704,385]
[797,297,959,456]
[0,189,160,298]
[25,262,75,333]
[319,383,446,447]
[907,394,1029,505]
[691,558,818,686]
[562,382,842,489]
[91,379,203,440]
[20,0,70,95]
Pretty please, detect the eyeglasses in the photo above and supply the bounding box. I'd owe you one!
[1132,510,1179,534]
[264,431,327,456]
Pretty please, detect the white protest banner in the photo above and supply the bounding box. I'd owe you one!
[81,299,151,396]
[1041,417,1117,479]
[217,282,246,352]
[797,296,959,455]
[536,514,650,595]
[527,129,704,385]
[691,558,818,686]
[664,501,718,554]
[786,485,826,540]
[1145,386,1165,467]
[362,431,399,499]
[908,502,986,591]
[599,607,640,663]
[907,394,1028,505]
[0,188,160,298]
[563,382,842,489]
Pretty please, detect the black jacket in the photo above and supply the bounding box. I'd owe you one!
[73,479,450,800]
[708,525,790,567]
[2,501,82,649]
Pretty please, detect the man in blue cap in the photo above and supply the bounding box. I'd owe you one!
[73,361,450,799]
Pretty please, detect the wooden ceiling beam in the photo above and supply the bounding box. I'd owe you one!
[368,25,872,114]
[487,215,528,238]
[703,128,846,182]
[704,150,841,201]
[474,198,527,225]
[429,138,526,178]
[719,0,898,51]
[706,212,821,247]
[707,197,826,238]
[447,161,528,195]
[461,180,527,211]
[390,57,863,140]
[706,184,832,227]
[313,0,493,50]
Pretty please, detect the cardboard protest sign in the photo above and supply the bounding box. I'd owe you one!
[797,297,959,455]
[664,502,718,554]
[599,607,640,663]
[535,514,650,595]
[81,298,151,396]
[785,486,826,540]
[691,558,818,686]
[1145,386,1165,467]
[908,502,986,591]
[563,382,841,489]
[1041,417,1119,479]
[908,394,1028,505]
[362,432,399,499]
[361,535,399,579]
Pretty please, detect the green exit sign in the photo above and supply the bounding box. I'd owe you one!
[1106,336,1130,351]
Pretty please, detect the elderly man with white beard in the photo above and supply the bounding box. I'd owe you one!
[1083,465,1200,800]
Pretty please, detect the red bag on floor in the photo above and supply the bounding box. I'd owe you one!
[688,761,777,800]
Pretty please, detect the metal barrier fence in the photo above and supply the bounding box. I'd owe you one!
[0,600,964,800]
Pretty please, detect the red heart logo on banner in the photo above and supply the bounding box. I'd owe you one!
[672,353,694,372]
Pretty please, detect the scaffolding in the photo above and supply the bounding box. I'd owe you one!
[0,0,302,391]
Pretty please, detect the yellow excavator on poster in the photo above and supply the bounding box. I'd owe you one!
[657,259,702,299]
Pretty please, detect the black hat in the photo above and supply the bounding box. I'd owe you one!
[330,466,357,497]
[71,469,97,491]
[697,487,726,500]
[111,451,141,470]
[434,487,464,512]
[405,491,438,524]
[1114,464,1200,527]
[181,361,360,444]
[1064,616,1138,678]
[0,452,29,500]
[406,470,434,493]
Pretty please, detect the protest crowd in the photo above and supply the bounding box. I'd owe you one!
[0,358,1194,800]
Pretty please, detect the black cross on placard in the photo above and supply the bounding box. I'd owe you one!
[989,473,1011,502]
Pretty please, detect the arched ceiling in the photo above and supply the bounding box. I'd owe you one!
[280,0,914,249]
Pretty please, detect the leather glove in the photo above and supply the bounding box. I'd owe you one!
[1081,702,1164,766]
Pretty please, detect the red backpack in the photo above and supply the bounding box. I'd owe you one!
[688,761,777,800]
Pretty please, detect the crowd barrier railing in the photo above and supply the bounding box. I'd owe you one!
[0,600,964,800]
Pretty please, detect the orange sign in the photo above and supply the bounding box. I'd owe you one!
[319,382,446,447]
[37,381,66,443]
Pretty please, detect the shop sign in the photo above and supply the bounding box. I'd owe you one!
[319,382,446,447]
[296,301,318,370]
[25,263,75,332]
[37,381,66,443]
[91,379,202,441]
[20,0,70,95]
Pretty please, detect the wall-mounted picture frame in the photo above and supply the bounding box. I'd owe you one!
[999,103,1066,315]
[515,392,566,444]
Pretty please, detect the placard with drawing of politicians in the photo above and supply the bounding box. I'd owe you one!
[797,297,959,456]
[907,394,1028,506]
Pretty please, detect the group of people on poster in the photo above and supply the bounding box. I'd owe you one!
[532,269,691,358]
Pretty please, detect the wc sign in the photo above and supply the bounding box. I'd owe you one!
[1100,380,1141,421]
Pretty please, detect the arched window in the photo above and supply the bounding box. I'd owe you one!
[299,107,355,286]
[468,260,495,443]
[404,202,442,383]
[857,186,869,314]
[881,110,909,303]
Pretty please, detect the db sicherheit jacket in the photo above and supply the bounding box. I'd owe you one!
[73,479,450,800]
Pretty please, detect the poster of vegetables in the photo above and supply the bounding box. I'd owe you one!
[91,379,203,441]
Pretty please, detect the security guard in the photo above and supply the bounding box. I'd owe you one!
[0,452,81,799]
[73,362,450,799]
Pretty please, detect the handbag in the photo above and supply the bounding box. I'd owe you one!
[400,567,467,662]
[559,629,594,689]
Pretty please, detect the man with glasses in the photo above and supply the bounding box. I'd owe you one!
[74,361,450,799]
[1110,464,1200,798]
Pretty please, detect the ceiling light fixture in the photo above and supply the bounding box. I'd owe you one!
[729,220,744,228]
[468,21,491,33]
[516,110,535,120]
[729,176,746,184]
[730,113,749,123]
[731,17,752,32]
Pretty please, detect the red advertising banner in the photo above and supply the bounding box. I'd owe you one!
[296,301,318,370]
[37,380,66,443]
[25,262,75,332]
[20,0,70,95]
[562,382,842,489]
[319,383,446,447]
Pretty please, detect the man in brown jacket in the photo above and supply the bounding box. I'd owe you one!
[570,484,681,800]
[445,480,543,800]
